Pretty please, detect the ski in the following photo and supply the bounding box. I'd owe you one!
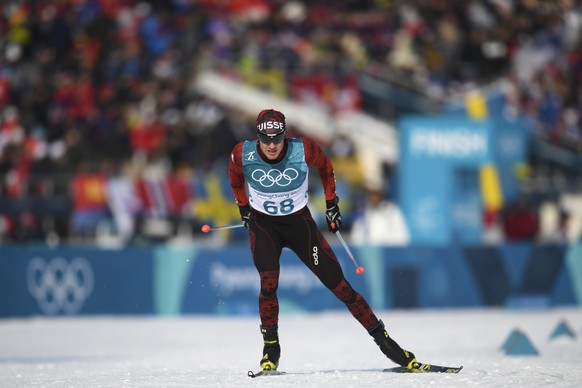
[384,363,463,374]
[248,369,287,378]
[248,363,463,377]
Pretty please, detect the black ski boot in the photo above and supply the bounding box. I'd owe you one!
[260,325,280,370]
[370,320,419,370]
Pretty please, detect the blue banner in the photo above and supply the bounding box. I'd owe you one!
[0,246,154,316]
[179,247,368,315]
[0,243,578,317]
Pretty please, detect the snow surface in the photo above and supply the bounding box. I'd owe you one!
[1,308,581,387]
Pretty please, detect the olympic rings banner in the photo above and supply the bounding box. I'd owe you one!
[0,243,580,317]
[0,246,155,316]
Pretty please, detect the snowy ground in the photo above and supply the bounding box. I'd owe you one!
[1,308,581,388]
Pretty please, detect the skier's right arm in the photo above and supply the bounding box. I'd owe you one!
[228,142,248,206]
[228,142,250,228]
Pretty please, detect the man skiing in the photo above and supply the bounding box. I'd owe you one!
[228,109,419,372]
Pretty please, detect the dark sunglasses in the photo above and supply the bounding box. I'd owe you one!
[258,131,285,144]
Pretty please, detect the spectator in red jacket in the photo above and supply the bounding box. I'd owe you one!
[502,197,539,241]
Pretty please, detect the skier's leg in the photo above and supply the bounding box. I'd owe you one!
[287,210,418,368]
[249,215,283,369]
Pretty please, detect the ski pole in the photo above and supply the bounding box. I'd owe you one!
[201,223,245,233]
[334,230,365,275]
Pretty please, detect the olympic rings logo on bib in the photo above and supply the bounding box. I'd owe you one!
[252,168,299,187]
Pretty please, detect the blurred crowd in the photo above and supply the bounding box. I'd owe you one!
[0,0,581,245]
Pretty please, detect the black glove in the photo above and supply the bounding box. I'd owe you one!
[325,196,342,233]
[239,204,251,229]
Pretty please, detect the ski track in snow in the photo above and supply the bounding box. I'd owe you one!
[1,308,581,387]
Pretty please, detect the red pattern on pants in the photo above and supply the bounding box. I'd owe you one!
[249,207,379,332]
[332,279,379,331]
[259,270,280,328]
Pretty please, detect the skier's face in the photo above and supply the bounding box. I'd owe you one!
[259,138,284,160]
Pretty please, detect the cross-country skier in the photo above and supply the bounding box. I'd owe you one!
[228,109,419,372]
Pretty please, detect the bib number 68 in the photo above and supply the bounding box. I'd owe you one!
[264,199,295,215]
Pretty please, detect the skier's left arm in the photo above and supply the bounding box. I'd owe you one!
[303,137,342,232]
